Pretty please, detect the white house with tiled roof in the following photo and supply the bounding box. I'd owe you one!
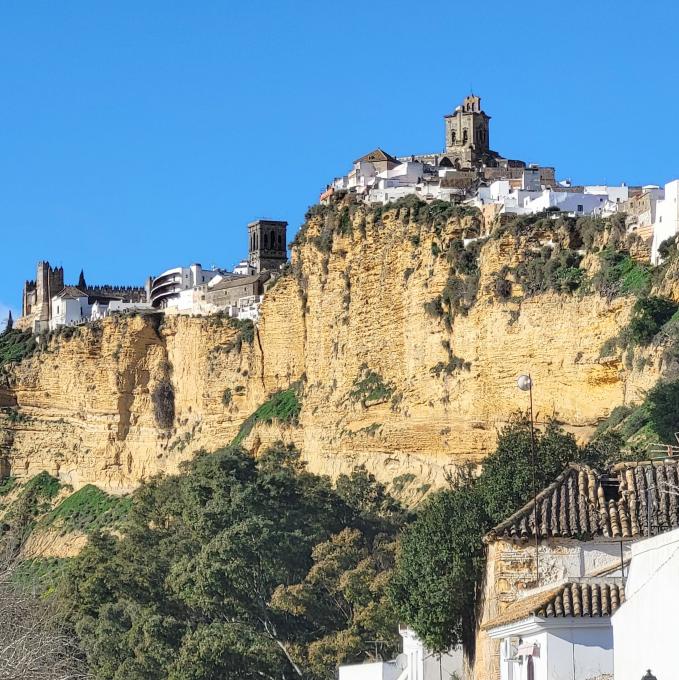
[475,460,679,680]
[484,578,623,680]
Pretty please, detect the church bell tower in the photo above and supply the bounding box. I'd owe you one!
[248,219,288,273]
[444,94,491,167]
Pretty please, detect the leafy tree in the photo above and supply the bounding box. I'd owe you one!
[647,380,679,443]
[389,483,487,653]
[67,443,402,679]
[272,529,400,677]
[477,419,579,523]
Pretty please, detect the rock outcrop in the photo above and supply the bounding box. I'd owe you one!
[0,204,667,497]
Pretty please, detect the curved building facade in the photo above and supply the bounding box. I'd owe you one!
[149,264,220,308]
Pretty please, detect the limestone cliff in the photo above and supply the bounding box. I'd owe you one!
[0,203,672,497]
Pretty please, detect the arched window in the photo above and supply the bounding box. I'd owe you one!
[463,129,468,144]
[451,130,456,144]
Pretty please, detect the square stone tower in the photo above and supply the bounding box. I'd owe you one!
[248,219,288,273]
[444,94,491,167]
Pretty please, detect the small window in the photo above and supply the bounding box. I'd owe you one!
[577,204,583,212]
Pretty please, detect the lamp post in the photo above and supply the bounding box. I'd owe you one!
[517,374,539,585]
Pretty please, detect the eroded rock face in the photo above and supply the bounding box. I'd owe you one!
[0,314,258,492]
[0,207,663,495]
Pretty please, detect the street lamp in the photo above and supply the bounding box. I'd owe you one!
[517,374,539,585]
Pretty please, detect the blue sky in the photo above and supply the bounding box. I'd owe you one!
[1,1,678,323]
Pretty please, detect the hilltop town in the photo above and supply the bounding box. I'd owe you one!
[2,94,679,680]
[11,95,679,336]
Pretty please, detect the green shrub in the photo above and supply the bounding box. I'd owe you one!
[515,247,584,295]
[0,476,16,496]
[0,329,37,368]
[594,405,634,436]
[657,235,678,262]
[227,318,255,349]
[350,369,394,406]
[593,249,651,298]
[646,380,679,443]
[627,297,678,346]
[232,385,302,446]
[42,485,131,535]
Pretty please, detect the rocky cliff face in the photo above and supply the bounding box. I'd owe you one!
[0,204,667,497]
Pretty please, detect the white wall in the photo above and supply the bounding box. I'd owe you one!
[651,180,679,264]
[49,296,91,330]
[613,529,679,680]
[497,623,613,680]
[548,626,614,680]
[338,660,404,680]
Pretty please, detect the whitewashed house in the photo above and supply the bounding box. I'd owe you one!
[612,527,679,680]
[49,287,92,330]
[650,179,679,263]
[149,263,222,309]
[338,626,463,680]
[475,460,679,680]
[484,578,622,680]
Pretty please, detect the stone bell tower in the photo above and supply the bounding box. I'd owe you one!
[248,219,288,273]
[444,94,491,167]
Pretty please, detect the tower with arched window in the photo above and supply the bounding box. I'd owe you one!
[247,219,288,273]
[443,94,491,167]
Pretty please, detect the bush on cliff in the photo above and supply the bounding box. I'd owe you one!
[0,329,37,368]
[66,444,405,679]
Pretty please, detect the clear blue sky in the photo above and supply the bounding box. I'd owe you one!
[2,1,678,323]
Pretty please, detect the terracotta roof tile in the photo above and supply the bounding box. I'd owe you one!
[482,579,625,630]
[485,460,679,543]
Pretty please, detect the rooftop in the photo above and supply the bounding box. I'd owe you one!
[485,460,679,543]
[483,578,625,630]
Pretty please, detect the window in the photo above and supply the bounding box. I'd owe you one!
[577,204,583,212]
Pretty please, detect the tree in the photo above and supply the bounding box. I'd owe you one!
[272,528,400,677]
[67,443,402,679]
[389,483,487,653]
[477,419,579,524]
[0,532,87,679]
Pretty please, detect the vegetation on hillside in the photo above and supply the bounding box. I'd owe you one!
[232,383,302,445]
[65,443,406,679]
[0,328,37,369]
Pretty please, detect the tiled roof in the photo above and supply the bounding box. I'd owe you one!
[485,460,679,543]
[354,148,400,165]
[55,285,88,300]
[482,579,625,630]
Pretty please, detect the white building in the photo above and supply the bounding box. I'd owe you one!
[650,180,679,263]
[149,264,222,309]
[485,578,622,680]
[338,626,463,680]
[612,527,679,680]
[91,299,153,321]
[49,287,92,330]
